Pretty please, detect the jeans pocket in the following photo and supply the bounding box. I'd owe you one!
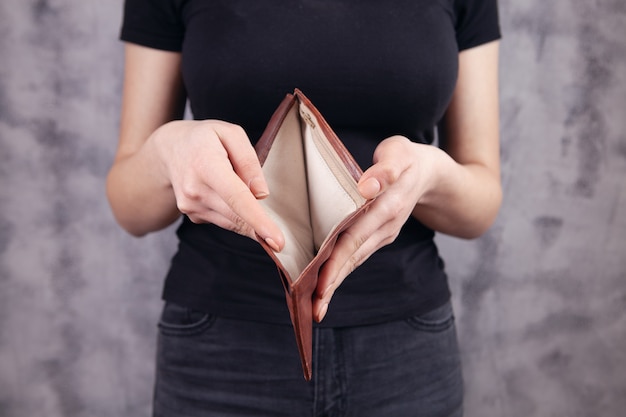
[158,302,216,337]
[405,301,455,333]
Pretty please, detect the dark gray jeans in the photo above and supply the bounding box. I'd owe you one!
[153,301,463,417]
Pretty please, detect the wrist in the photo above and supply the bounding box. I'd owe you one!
[151,120,186,191]
[413,143,452,207]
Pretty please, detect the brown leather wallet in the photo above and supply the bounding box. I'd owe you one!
[255,89,374,380]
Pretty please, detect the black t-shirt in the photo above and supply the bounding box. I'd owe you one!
[120,0,500,326]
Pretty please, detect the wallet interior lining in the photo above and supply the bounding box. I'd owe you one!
[260,101,366,282]
[300,104,366,251]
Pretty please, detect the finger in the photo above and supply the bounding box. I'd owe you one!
[198,189,257,239]
[213,122,270,199]
[175,183,254,237]
[205,209,256,240]
[208,158,285,251]
[313,245,367,323]
[318,231,376,295]
[314,226,384,321]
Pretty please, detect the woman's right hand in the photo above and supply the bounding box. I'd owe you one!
[107,44,283,251]
[153,119,285,251]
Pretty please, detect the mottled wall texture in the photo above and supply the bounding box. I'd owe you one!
[0,1,624,416]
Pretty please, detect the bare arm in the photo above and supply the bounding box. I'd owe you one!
[106,43,186,235]
[413,40,502,238]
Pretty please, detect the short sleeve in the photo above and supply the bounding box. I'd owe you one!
[120,0,185,52]
[454,0,501,51]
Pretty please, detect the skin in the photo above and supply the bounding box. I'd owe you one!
[107,40,501,322]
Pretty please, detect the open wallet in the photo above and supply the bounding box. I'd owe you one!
[255,89,375,380]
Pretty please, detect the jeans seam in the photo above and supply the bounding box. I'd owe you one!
[333,329,347,417]
[313,327,322,417]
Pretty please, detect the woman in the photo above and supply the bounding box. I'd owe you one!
[107,1,501,416]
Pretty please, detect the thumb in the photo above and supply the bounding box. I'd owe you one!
[357,156,403,200]
[358,136,411,199]
[358,162,403,199]
[357,175,382,199]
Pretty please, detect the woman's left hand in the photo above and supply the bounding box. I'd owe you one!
[313,135,441,321]
[311,41,502,322]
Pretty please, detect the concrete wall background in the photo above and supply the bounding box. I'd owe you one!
[0,1,624,416]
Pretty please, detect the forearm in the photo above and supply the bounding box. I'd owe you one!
[412,146,502,239]
[106,123,181,236]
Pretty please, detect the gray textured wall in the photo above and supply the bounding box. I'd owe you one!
[0,1,624,416]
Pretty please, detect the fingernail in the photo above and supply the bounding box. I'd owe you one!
[264,237,280,252]
[360,178,380,198]
[249,177,269,199]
